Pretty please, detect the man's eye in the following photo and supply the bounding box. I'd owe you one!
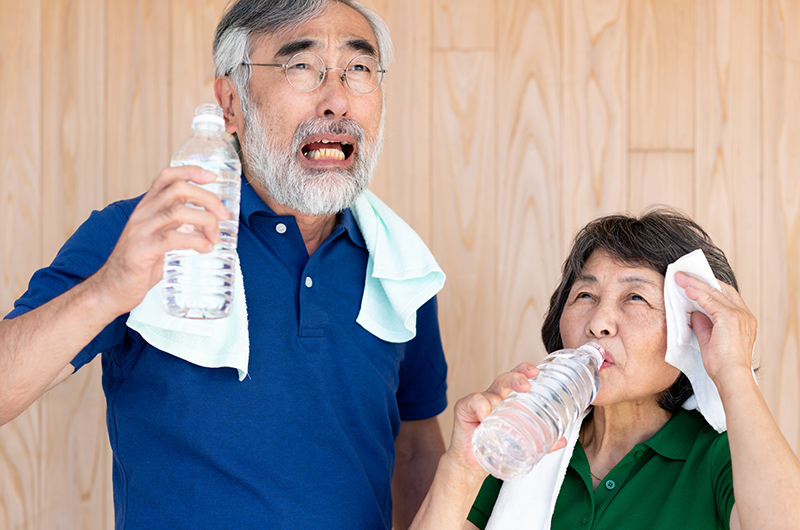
[349,62,371,73]
[629,293,646,302]
[290,63,312,71]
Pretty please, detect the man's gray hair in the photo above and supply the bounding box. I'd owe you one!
[213,0,394,99]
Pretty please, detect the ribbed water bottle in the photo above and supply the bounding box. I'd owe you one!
[472,342,604,480]
[162,104,242,319]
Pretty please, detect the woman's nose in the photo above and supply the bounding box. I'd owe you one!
[586,301,618,338]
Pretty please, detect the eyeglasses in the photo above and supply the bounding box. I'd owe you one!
[242,52,386,94]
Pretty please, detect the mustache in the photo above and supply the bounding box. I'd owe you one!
[293,118,366,148]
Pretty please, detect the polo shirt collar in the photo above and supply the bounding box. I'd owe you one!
[642,408,711,461]
[239,175,366,249]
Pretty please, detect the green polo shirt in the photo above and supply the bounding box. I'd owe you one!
[468,409,734,529]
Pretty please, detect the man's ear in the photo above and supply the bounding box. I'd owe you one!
[215,76,241,136]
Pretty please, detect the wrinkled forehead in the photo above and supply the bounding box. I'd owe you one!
[251,3,378,61]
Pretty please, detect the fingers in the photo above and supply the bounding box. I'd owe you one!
[89,165,232,315]
[486,369,536,399]
[138,166,229,222]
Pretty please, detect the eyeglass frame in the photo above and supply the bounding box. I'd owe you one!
[239,51,387,94]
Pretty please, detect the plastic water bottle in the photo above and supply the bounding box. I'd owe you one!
[162,104,242,319]
[471,342,604,480]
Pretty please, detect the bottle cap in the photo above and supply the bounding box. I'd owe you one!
[192,104,225,129]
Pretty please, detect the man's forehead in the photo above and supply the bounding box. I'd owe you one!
[255,4,378,59]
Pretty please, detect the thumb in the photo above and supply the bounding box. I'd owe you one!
[691,311,713,350]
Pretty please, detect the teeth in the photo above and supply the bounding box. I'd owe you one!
[307,148,345,161]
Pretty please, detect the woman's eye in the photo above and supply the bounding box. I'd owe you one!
[629,293,646,302]
[576,292,593,300]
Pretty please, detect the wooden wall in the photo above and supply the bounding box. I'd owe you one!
[1,0,798,527]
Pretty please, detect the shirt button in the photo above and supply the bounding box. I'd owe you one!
[635,450,644,459]
[605,479,616,490]
[275,223,287,234]
[580,515,590,525]
[305,276,313,288]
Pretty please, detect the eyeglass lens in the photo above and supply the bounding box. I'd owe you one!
[285,52,383,94]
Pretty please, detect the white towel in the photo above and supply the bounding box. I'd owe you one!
[485,411,588,530]
[127,189,444,378]
[484,250,734,529]
[664,249,728,433]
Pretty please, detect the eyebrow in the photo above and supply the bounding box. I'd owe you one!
[273,37,378,60]
[574,274,660,288]
[274,39,317,59]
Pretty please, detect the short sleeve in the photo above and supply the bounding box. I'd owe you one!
[4,198,140,371]
[711,432,735,527]
[467,475,503,529]
[395,295,448,421]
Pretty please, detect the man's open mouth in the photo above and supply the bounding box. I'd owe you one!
[302,138,355,161]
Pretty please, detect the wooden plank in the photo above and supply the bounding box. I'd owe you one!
[39,0,110,527]
[40,362,111,530]
[561,0,628,244]
[0,409,41,529]
[363,0,433,243]
[694,0,762,382]
[431,50,496,442]
[42,0,108,260]
[630,0,694,150]
[762,0,800,452]
[628,151,694,214]
[494,0,561,371]
[0,0,43,525]
[0,0,42,315]
[107,0,171,201]
[170,0,230,153]
[432,0,495,50]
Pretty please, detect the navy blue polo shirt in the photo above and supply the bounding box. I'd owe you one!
[7,178,448,530]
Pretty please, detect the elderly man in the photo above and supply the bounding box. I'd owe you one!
[0,1,447,528]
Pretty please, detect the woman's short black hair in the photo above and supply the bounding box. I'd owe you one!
[541,206,738,412]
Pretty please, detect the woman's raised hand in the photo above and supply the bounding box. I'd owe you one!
[674,272,757,384]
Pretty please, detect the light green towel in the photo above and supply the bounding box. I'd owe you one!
[126,190,445,379]
[351,190,446,342]
[127,256,250,380]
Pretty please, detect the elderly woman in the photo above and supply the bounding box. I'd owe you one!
[411,208,800,530]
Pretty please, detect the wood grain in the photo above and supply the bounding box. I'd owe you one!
[41,0,108,262]
[494,0,561,370]
[170,0,230,153]
[0,0,42,313]
[432,50,496,442]
[762,0,800,452]
[39,0,111,528]
[628,151,694,214]
[364,0,433,242]
[694,0,761,322]
[433,0,495,50]
[1,2,44,528]
[630,0,694,150]
[107,0,171,201]
[562,0,628,244]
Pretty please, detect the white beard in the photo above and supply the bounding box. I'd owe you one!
[239,95,385,216]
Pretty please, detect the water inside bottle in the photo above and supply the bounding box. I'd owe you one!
[162,160,241,319]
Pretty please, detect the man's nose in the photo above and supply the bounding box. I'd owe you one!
[586,300,618,338]
[315,68,350,118]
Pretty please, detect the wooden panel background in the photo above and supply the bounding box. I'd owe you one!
[1,0,799,527]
